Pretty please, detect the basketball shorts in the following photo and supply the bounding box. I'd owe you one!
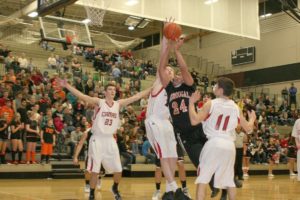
[195,137,236,189]
[87,135,122,174]
[145,117,177,159]
[155,144,184,167]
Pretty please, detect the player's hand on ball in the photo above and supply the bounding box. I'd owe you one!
[73,157,79,165]
[190,91,201,104]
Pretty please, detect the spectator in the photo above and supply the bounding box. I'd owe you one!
[48,53,57,69]
[40,119,56,164]
[117,127,136,169]
[289,83,297,106]
[68,124,83,158]
[0,100,14,124]
[111,65,122,84]
[202,74,209,92]
[18,53,28,70]
[267,137,280,177]
[0,117,9,164]
[10,113,25,164]
[25,111,40,164]
[142,137,155,164]
[234,125,246,180]
[281,87,288,101]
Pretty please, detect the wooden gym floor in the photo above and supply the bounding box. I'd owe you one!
[0,176,299,200]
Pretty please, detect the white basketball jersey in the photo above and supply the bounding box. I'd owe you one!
[92,99,120,135]
[146,87,170,120]
[202,98,240,141]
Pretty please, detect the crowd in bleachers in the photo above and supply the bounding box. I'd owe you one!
[0,43,298,176]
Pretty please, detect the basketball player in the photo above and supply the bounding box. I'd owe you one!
[291,118,300,181]
[57,79,151,200]
[145,43,191,200]
[158,33,223,198]
[188,77,256,200]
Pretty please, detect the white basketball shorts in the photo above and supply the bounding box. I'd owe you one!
[195,137,236,189]
[87,135,122,174]
[145,117,177,159]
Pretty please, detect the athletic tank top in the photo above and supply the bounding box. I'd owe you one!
[146,87,170,120]
[91,99,120,135]
[202,98,240,141]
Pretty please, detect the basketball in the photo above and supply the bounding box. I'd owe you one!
[163,22,182,41]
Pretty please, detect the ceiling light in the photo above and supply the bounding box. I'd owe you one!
[125,0,139,6]
[128,25,135,31]
[260,13,272,18]
[28,11,38,18]
[204,0,218,5]
[82,18,91,24]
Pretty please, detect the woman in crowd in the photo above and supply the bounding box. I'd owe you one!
[10,113,25,164]
[26,111,40,164]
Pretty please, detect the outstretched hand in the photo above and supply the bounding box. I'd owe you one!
[189,91,201,104]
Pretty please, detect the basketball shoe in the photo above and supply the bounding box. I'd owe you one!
[152,190,161,200]
[111,186,122,200]
[162,191,174,200]
[85,184,90,193]
[174,188,191,200]
[182,187,192,199]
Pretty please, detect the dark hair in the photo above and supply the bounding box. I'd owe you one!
[217,77,234,97]
[104,83,116,91]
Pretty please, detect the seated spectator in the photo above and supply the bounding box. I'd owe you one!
[68,124,83,158]
[117,127,136,169]
[142,136,155,164]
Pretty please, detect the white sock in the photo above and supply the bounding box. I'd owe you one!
[166,181,178,192]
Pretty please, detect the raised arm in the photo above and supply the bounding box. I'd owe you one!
[119,87,152,108]
[57,78,99,106]
[158,36,172,88]
[239,110,256,133]
[174,39,194,86]
[188,91,210,125]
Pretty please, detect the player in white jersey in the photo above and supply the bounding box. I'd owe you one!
[291,118,300,181]
[188,77,256,200]
[145,38,191,200]
[57,80,151,200]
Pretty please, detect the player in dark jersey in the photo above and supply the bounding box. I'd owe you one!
[73,128,104,193]
[158,30,227,199]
